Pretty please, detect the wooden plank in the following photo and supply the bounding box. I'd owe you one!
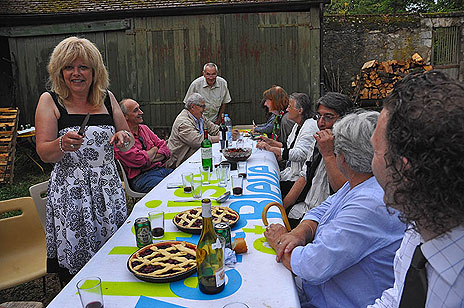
[106,31,121,98]
[0,20,130,37]
[151,17,162,103]
[135,17,149,101]
[163,18,175,101]
[309,7,320,101]
[173,21,186,106]
[122,26,138,100]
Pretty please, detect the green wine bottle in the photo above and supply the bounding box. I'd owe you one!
[196,198,225,294]
[201,129,213,172]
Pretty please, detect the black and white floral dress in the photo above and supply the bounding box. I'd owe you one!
[45,92,127,274]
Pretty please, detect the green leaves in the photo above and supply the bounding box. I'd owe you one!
[324,0,464,14]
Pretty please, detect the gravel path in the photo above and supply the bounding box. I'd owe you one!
[0,274,62,307]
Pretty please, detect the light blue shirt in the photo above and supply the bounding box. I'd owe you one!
[187,110,203,133]
[291,176,406,308]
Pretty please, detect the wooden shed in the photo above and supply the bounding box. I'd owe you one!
[0,0,329,137]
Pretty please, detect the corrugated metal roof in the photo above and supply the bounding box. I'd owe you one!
[0,0,327,15]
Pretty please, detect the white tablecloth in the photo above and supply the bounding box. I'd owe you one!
[47,141,300,308]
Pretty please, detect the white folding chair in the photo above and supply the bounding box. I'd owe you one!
[116,160,146,202]
[29,181,49,230]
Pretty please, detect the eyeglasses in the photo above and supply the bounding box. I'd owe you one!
[138,135,147,150]
[196,104,206,109]
[313,113,338,122]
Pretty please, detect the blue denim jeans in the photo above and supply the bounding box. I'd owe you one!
[131,167,173,193]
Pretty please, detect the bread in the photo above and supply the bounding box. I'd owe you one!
[232,238,247,254]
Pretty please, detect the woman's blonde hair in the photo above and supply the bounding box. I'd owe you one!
[47,36,109,107]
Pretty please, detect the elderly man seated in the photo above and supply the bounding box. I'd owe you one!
[166,93,220,169]
[115,98,173,193]
[264,110,406,308]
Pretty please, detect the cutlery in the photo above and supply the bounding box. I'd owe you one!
[78,113,90,136]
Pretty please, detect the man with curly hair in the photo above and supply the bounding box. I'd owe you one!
[368,70,464,308]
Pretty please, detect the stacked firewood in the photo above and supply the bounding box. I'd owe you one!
[352,53,433,104]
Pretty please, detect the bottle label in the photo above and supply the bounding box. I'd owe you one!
[215,266,225,287]
[201,147,212,159]
[211,238,222,250]
[201,201,212,218]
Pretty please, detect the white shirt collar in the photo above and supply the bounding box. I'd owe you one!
[187,110,203,131]
[201,76,218,89]
[422,225,464,286]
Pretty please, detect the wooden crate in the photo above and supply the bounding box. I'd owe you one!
[0,108,19,184]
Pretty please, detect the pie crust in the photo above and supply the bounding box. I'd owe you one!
[173,206,239,234]
[128,241,197,280]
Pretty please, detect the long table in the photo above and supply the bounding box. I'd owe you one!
[47,141,300,308]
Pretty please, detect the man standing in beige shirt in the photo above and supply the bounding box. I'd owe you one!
[184,63,232,124]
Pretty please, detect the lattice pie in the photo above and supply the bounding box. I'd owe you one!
[128,241,197,280]
[173,206,239,233]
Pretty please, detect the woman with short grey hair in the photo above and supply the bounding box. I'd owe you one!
[332,110,379,174]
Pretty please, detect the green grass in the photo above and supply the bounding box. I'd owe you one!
[0,143,52,218]
[0,142,135,218]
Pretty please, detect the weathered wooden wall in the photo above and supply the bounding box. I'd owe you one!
[6,10,322,137]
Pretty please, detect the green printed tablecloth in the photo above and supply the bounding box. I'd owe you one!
[47,141,300,308]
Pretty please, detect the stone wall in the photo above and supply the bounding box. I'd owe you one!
[322,12,464,95]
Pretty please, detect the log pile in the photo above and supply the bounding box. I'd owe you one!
[0,108,19,184]
[352,53,433,105]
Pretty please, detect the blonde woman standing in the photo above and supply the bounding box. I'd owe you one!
[35,37,134,283]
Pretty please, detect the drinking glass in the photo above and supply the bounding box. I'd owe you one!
[231,175,244,196]
[236,133,245,148]
[220,162,231,181]
[200,166,211,185]
[192,175,203,199]
[76,277,104,308]
[237,161,247,178]
[216,164,228,187]
[181,172,193,194]
[148,211,165,239]
[213,154,223,169]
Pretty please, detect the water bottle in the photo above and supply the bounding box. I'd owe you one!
[224,114,232,142]
[219,113,228,152]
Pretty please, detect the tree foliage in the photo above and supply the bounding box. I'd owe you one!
[325,0,464,14]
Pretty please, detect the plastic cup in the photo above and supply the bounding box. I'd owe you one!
[148,211,165,239]
[76,277,104,308]
[213,154,223,169]
[200,166,211,184]
[237,161,247,178]
[220,162,231,181]
[231,175,244,196]
[216,165,228,187]
[192,175,203,199]
[182,172,193,194]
